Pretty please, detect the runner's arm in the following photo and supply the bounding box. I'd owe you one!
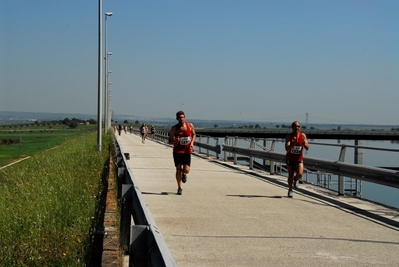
[285,135,292,152]
[302,133,310,150]
[189,123,196,150]
[168,126,176,145]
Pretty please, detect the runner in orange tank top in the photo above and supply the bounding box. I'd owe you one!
[169,111,196,195]
[285,121,309,198]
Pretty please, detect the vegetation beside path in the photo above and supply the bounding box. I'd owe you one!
[0,131,114,266]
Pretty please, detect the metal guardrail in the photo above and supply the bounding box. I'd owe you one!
[114,137,177,267]
[196,128,399,140]
[222,144,399,194]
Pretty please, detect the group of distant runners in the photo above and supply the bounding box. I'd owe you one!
[114,123,156,143]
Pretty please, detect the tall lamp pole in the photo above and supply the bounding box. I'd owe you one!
[104,11,113,132]
[97,0,103,151]
[106,51,112,132]
[107,72,112,128]
[107,71,112,129]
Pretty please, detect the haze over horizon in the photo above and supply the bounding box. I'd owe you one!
[1,110,398,128]
[2,1,398,125]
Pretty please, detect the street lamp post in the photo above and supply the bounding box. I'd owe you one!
[106,51,112,131]
[97,0,103,151]
[108,71,112,128]
[107,76,112,129]
[104,11,113,133]
[109,88,113,127]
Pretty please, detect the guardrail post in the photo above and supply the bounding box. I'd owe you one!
[351,140,364,197]
[206,136,210,156]
[164,131,169,144]
[216,138,220,159]
[223,137,229,161]
[120,184,133,250]
[338,145,347,195]
[198,135,202,154]
[354,140,363,164]
[270,140,276,175]
[233,137,238,165]
[129,225,149,267]
[116,154,124,168]
[249,138,255,169]
[262,139,267,168]
[117,167,126,204]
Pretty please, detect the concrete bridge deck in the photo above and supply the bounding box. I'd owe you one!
[115,132,399,267]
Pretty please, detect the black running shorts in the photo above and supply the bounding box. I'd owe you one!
[286,160,303,166]
[173,153,191,167]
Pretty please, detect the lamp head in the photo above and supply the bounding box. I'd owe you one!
[105,12,113,16]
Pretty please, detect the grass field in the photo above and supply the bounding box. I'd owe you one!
[0,124,96,167]
[0,129,113,266]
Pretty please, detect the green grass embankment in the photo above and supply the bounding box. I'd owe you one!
[0,132,113,266]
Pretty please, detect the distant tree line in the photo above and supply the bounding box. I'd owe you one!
[1,118,96,129]
[60,118,96,129]
[25,118,96,129]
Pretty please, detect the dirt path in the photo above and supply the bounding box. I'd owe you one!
[101,153,121,266]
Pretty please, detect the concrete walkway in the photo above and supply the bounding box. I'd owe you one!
[116,132,399,267]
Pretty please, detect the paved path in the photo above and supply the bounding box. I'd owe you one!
[116,132,399,267]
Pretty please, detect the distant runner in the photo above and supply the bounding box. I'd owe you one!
[150,126,156,139]
[140,123,148,143]
[285,121,309,198]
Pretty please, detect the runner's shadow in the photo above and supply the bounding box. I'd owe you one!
[142,191,172,195]
[227,194,282,199]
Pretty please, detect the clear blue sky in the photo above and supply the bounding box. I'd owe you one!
[1,0,398,125]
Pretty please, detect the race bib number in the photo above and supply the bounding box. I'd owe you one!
[180,136,191,145]
[291,146,302,154]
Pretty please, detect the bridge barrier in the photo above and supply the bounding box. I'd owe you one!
[195,128,399,140]
[222,144,399,195]
[114,137,177,267]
